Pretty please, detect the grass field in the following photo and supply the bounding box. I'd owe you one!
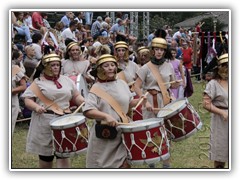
[11,80,218,169]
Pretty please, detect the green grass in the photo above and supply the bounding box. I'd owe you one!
[11,80,215,169]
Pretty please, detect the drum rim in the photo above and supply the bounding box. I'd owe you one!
[127,151,170,165]
[119,118,164,132]
[157,98,189,119]
[54,147,87,158]
[76,74,82,92]
[49,113,85,129]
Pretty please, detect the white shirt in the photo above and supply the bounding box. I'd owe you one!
[61,28,77,42]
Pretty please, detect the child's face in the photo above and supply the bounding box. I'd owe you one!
[171,50,177,59]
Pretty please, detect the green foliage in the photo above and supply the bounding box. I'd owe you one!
[201,17,225,32]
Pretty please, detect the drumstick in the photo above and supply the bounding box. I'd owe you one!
[118,122,134,125]
[72,102,85,115]
[163,79,183,85]
[127,81,135,86]
[99,121,132,126]
[133,92,149,110]
[152,108,173,111]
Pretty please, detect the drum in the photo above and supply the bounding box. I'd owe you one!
[119,118,170,165]
[69,74,89,109]
[69,74,89,98]
[49,113,88,158]
[76,74,89,98]
[157,98,202,141]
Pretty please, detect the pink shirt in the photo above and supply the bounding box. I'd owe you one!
[32,12,44,29]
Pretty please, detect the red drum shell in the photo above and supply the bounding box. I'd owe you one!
[49,113,88,157]
[157,98,202,141]
[119,118,170,165]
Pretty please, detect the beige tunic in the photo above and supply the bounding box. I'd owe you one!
[204,79,229,162]
[136,61,175,119]
[21,75,78,156]
[83,79,133,168]
[118,60,139,83]
[61,59,90,76]
[12,65,25,134]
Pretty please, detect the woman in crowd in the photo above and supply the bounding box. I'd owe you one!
[114,41,139,86]
[134,37,179,168]
[169,47,186,99]
[83,54,140,168]
[22,53,85,168]
[12,49,27,135]
[203,53,229,168]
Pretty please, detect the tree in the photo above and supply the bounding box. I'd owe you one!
[201,17,225,32]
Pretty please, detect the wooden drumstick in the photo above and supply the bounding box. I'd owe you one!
[118,122,134,125]
[133,91,149,110]
[72,102,85,115]
[127,81,135,86]
[98,120,129,126]
[152,108,173,111]
[163,79,183,85]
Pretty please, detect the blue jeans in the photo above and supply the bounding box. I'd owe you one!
[84,12,93,25]
[14,26,32,43]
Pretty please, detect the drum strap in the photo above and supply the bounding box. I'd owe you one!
[29,81,64,115]
[117,71,128,83]
[147,62,170,106]
[90,85,129,123]
[12,65,22,78]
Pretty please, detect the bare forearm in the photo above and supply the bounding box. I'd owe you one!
[84,109,108,120]
[129,98,139,109]
[203,101,225,116]
[203,94,225,116]
[12,80,26,95]
[12,85,26,95]
[24,98,39,112]
[134,78,143,97]
[74,94,85,106]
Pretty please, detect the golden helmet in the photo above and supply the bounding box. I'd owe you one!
[42,53,61,67]
[151,38,167,49]
[66,41,82,55]
[137,46,150,54]
[218,53,228,65]
[90,54,121,79]
[114,41,128,50]
[42,53,61,77]
[96,54,117,67]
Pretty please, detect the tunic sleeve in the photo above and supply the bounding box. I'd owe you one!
[83,92,100,112]
[204,80,217,99]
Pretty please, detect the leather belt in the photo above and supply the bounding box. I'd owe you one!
[216,106,228,110]
[147,89,161,108]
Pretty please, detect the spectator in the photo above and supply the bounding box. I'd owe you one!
[91,16,103,39]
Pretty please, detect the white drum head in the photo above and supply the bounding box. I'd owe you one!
[76,74,89,98]
[119,118,163,132]
[50,113,85,129]
[157,98,187,118]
